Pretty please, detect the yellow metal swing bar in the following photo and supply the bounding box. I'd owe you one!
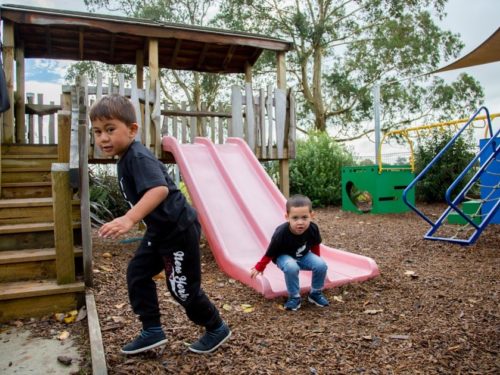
[377,113,500,173]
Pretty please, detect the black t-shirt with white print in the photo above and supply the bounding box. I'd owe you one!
[117,141,196,238]
[264,221,322,262]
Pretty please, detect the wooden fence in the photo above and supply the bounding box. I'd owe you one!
[16,73,296,162]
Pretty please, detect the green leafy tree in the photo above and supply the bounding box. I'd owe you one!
[216,0,484,140]
[75,0,234,113]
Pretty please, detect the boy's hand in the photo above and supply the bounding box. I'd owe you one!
[98,216,135,239]
[250,267,262,279]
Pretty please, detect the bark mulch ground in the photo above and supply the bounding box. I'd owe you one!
[88,203,498,374]
[8,203,496,374]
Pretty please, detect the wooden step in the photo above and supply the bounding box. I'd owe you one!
[0,247,82,264]
[0,182,53,199]
[1,143,58,156]
[0,279,85,300]
[0,198,80,225]
[1,157,56,169]
[2,154,57,160]
[0,279,85,322]
[0,222,82,251]
[1,167,51,183]
[0,197,54,208]
[0,247,83,282]
[0,222,61,234]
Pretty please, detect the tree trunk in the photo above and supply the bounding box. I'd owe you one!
[312,43,326,132]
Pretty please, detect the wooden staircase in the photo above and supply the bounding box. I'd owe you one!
[0,144,85,322]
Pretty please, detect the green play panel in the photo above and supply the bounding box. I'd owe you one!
[447,200,482,225]
[342,165,415,214]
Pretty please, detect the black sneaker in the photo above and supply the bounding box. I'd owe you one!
[308,291,329,307]
[121,330,168,355]
[189,322,231,354]
[284,297,301,311]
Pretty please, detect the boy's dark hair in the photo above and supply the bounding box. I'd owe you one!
[89,94,136,126]
[286,194,312,213]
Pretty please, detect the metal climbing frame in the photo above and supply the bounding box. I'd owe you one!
[378,112,500,173]
[402,106,500,245]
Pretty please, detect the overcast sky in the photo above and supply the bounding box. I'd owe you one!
[3,0,499,153]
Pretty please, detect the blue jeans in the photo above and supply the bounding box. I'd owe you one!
[276,252,328,298]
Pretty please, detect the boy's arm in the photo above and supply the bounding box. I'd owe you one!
[250,255,273,278]
[98,186,168,239]
[311,244,321,256]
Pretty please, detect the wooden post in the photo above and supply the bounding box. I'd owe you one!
[276,51,289,197]
[231,86,243,138]
[130,80,143,144]
[61,91,71,111]
[51,163,76,285]
[118,73,125,95]
[259,88,266,158]
[79,101,93,287]
[15,41,25,143]
[148,39,159,86]
[244,62,253,84]
[266,85,273,159]
[189,104,196,142]
[287,89,296,158]
[58,111,71,163]
[275,88,286,158]
[136,49,144,89]
[151,82,162,157]
[136,49,145,130]
[144,80,151,148]
[277,51,286,90]
[217,103,224,144]
[49,101,55,143]
[37,93,44,144]
[2,20,15,143]
[148,39,159,151]
[27,94,35,144]
[245,83,255,151]
[210,115,215,143]
[181,102,188,143]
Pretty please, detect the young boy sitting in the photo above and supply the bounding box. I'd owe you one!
[250,194,329,311]
[90,94,231,354]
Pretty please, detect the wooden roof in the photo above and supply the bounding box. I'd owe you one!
[0,4,293,74]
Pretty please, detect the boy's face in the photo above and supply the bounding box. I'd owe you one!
[286,205,314,235]
[91,117,138,158]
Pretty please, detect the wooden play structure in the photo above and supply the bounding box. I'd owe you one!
[0,2,295,339]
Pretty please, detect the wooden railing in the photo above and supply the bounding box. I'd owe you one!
[68,74,295,161]
[10,74,296,163]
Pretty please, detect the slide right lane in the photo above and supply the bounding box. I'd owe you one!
[217,138,379,290]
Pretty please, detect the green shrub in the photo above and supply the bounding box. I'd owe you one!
[89,165,193,226]
[288,132,355,207]
[89,165,128,226]
[414,129,478,203]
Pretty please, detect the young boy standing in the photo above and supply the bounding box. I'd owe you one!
[250,194,329,311]
[90,94,231,355]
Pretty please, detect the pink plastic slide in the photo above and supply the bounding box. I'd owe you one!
[163,136,379,298]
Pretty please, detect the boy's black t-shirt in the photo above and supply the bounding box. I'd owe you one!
[117,141,197,238]
[264,221,322,261]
